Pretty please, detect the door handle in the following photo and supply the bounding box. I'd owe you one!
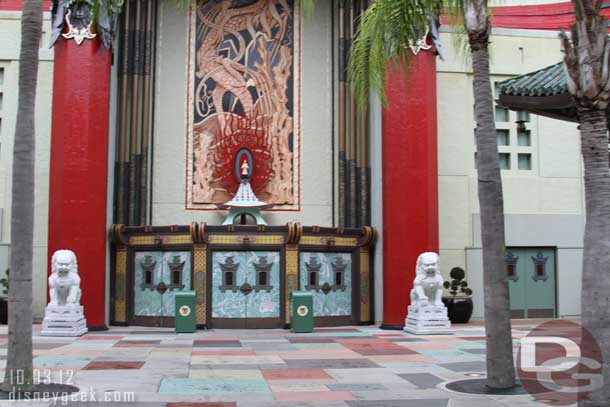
[156,281,168,295]
[239,282,253,296]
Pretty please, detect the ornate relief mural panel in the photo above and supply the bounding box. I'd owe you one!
[187,0,300,210]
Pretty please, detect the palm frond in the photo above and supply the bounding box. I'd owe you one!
[347,0,444,107]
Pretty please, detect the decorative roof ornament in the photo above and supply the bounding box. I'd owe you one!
[61,8,97,45]
[408,27,432,55]
[218,149,272,225]
[50,0,123,50]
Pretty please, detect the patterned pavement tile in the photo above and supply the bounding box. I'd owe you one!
[160,378,271,393]
[189,369,264,380]
[273,391,355,402]
[293,343,343,348]
[327,384,387,391]
[4,322,559,406]
[33,355,93,368]
[288,338,336,344]
[346,400,449,407]
[367,354,437,364]
[192,350,256,356]
[82,360,145,370]
[190,364,283,370]
[167,403,237,407]
[398,373,445,389]
[262,369,331,380]
[269,383,330,392]
[113,340,161,347]
[387,337,429,342]
[193,340,242,348]
[438,361,487,372]
[462,348,486,355]
[78,335,125,340]
[191,355,285,365]
[33,342,69,350]
[284,359,380,369]
[414,349,469,357]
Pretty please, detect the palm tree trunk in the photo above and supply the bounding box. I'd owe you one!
[578,108,610,407]
[469,35,516,389]
[1,0,43,392]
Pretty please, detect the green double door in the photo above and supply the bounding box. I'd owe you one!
[506,248,556,318]
[211,251,281,328]
[133,251,192,326]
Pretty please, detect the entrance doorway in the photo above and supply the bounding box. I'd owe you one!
[506,247,556,318]
[210,251,282,328]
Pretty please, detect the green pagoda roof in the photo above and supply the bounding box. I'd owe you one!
[497,62,566,97]
[496,62,577,123]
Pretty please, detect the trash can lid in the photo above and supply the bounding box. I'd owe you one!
[174,290,196,297]
[291,291,313,298]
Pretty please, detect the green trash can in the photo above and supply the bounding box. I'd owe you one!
[290,291,313,333]
[175,290,196,333]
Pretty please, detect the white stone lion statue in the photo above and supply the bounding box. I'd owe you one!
[410,252,444,308]
[48,249,81,307]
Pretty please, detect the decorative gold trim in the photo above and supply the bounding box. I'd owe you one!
[109,224,128,246]
[193,244,207,325]
[208,235,284,245]
[62,9,97,45]
[300,236,357,247]
[114,248,128,322]
[359,247,371,322]
[129,235,193,245]
[285,244,299,324]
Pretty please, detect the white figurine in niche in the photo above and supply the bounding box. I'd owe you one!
[41,250,88,336]
[404,252,452,335]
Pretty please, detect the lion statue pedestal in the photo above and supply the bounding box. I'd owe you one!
[404,252,452,335]
[40,250,88,337]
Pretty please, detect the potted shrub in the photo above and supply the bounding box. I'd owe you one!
[442,266,473,323]
[0,269,7,324]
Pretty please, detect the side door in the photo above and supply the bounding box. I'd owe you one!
[133,251,191,326]
[299,252,352,324]
[506,248,556,318]
[524,248,556,318]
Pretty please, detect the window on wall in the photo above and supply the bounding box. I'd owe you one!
[474,100,536,172]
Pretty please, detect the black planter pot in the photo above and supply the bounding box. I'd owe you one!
[0,299,7,325]
[442,296,473,324]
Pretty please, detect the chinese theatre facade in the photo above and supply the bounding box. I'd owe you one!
[0,0,593,328]
[43,0,439,330]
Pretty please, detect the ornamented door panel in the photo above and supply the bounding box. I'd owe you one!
[134,251,192,325]
[211,251,280,327]
[299,252,352,319]
[506,248,556,318]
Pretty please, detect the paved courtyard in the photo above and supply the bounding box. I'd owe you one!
[0,322,562,406]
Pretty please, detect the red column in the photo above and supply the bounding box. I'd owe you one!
[381,50,439,329]
[48,33,111,329]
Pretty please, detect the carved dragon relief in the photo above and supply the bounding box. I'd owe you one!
[191,0,297,207]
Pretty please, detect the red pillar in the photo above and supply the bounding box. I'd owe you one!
[381,50,439,329]
[48,33,111,329]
